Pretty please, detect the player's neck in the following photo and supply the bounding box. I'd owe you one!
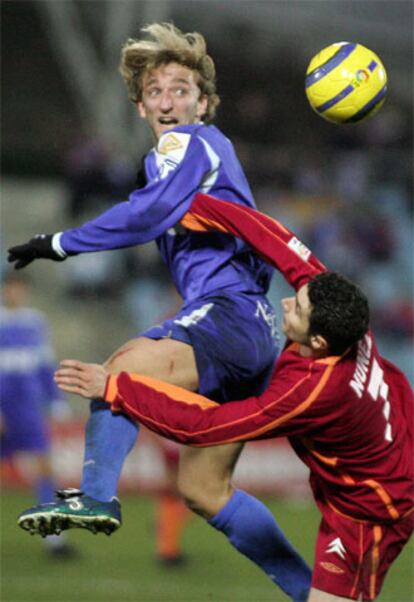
[299,344,313,357]
[299,344,327,359]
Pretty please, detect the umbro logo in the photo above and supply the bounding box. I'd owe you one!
[320,561,345,574]
[325,537,347,560]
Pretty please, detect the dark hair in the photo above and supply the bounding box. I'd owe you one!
[307,272,369,355]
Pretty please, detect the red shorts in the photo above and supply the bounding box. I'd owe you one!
[312,506,414,601]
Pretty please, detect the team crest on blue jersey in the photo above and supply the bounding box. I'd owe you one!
[156,132,191,179]
[158,132,190,159]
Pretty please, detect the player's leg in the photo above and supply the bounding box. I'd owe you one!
[173,293,310,601]
[8,445,76,556]
[1,415,56,508]
[177,443,241,518]
[155,439,192,565]
[178,444,311,602]
[33,453,55,505]
[18,336,198,536]
[32,452,77,556]
[80,336,198,497]
[1,393,56,501]
[5,402,74,551]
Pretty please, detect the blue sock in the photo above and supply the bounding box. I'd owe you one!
[35,476,55,504]
[208,489,311,602]
[80,399,139,501]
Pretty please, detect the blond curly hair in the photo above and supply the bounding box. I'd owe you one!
[119,23,220,122]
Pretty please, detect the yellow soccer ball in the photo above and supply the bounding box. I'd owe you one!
[305,42,387,124]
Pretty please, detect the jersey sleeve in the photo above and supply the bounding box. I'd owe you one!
[59,132,216,254]
[181,193,326,290]
[103,356,338,446]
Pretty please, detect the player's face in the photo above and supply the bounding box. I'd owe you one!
[137,63,208,141]
[2,280,28,309]
[281,285,312,345]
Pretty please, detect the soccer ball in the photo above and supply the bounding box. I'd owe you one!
[305,42,387,124]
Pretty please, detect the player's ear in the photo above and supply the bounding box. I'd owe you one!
[310,334,329,352]
[137,101,146,119]
[196,95,208,120]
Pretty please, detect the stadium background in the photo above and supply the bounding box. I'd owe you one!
[1,1,413,601]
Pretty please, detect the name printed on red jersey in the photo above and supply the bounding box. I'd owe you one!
[349,334,372,398]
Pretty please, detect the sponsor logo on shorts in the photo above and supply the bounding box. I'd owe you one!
[174,303,214,328]
[319,561,345,574]
[326,537,347,560]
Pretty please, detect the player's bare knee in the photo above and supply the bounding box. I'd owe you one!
[177,472,232,519]
[180,492,206,518]
[179,489,219,520]
[176,474,208,516]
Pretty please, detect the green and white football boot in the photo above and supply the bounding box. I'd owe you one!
[17,488,121,537]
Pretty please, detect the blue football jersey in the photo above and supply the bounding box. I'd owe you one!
[0,307,62,417]
[57,124,273,301]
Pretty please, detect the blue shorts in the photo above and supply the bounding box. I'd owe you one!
[141,292,279,403]
[1,378,50,458]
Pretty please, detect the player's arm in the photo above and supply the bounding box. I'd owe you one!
[182,193,326,290]
[55,357,335,446]
[7,132,214,269]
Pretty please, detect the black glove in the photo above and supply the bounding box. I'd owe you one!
[7,234,67,270]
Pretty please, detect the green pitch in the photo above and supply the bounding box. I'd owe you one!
[1,491,412,601]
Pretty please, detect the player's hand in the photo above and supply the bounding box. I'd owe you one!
[55,360,109,400]
[8,235,66,269]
